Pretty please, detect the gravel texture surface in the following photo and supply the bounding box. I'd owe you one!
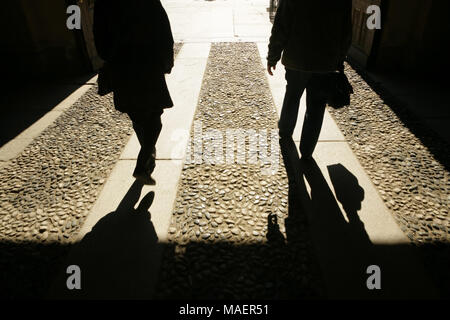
[0,89,132,244]
[329,63,450,296]
[156,43,325,299]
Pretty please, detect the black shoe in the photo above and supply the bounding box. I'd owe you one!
[145,151,156,174]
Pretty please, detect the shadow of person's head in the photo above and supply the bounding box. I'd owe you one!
[266,213,286,246]
[80,181,157,249]
[327,163,364,218]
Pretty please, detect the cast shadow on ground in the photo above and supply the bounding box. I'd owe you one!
[47,180,163,299]
[279,137,445,299]
[0,73,95,147]
[152,139,447,300]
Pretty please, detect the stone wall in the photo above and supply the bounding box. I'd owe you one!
[372,0,449,73]
[0,0,91,79]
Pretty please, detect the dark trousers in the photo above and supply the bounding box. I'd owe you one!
[127,109,163,174]
[279,69,328,158]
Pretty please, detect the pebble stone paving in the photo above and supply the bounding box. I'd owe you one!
[0,90,132,245]
[155,43,325,299]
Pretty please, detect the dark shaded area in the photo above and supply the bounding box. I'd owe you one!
[0,73,95,147]
[279,137,447,299]
[420,241,450,299]
[0,0,98,80]
[346,59,450,172]
[156,229,324,300]
[371,0,450,75]
[0,240,71,299]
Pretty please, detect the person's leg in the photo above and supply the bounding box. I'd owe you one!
[299,74,328,159]
[128,109,163,183]
[132,120,153,175]
[139,109,163,174]
[278,69,310,138]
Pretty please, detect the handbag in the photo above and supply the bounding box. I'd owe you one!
[326,69,354,109]
[97,62,113,96]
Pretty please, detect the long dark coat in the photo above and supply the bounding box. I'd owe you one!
[93,0,174,112]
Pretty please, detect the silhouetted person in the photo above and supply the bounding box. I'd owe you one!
[268,0,352,159]
[266,213,286,245]
[94,0,174,184]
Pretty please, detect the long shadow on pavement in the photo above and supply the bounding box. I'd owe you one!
[47,180,163,299]
[279,137,444,299]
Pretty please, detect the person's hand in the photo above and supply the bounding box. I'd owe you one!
[164,65,173,74]
[267,63,276,76]
[164,60,174,74]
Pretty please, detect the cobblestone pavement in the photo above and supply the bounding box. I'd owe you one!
[0,45,182,299]
[329,63,450,295]
[155,43,325,299]
[0,91,132,245]
[0,89,132,298]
